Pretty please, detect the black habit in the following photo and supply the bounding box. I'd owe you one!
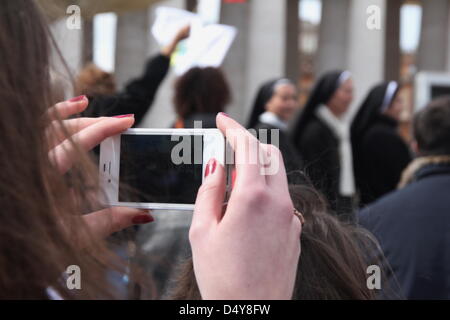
[290,70,353,217]
[351,82,412,207]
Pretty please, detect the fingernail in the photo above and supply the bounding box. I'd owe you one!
[113,114,134,118]
[205,162,210,178]
[68,95,86,102]
[205,158,217,178]
[219,112,230,118]
[132,214,154,224]
[211,158,217,175]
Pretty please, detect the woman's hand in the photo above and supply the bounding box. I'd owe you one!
[46,97,135,174]
[190,113,302,300]
[161,24,191,57]
[46,96,154,238]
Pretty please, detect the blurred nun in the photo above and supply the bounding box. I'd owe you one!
[351,81,412,207]
[290,70,355,219]
[247,78,303,179]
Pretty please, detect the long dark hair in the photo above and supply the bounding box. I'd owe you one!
[0,0,130,299]
[169,184,400,300]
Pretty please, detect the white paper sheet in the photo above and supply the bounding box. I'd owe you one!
[151,7,200,47]
[151,7,237,75]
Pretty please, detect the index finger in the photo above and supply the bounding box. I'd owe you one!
[216,113,265,185]
[50,116,135,174]
[47,117,109,149]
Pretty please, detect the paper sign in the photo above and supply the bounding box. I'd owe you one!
[174,23,237,75]
[151,7,200,47]
[152,7,237,75]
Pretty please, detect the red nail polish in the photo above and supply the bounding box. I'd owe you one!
[132,214,154,224]
[205,162,211,178]
[219,112,230,118]
[205,158,217,178]
[113,114,134,118]
[69,95,86,102]
[211,158,217,175]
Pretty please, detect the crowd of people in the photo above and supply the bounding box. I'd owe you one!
[1,0,450,300]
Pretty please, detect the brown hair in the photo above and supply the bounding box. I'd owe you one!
[173,67,231,119]
[0,0,130,299]
[414,96,450,156]
[169,185,398,300]
[75,63,117,97]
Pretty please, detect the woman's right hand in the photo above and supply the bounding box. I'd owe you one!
[161,24,191,57]
[190,113,302,300]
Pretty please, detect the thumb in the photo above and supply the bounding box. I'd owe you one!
[192,158,226,231]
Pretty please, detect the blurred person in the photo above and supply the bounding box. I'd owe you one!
[291,70,355,220]
[77,25,191,126]
[247,78,303,178]
[1,0,301,299]
[351,81,412,207]
[358,96,450,299]
[169,184,401,300]
[75,63,117,97]
[173,67,231,128]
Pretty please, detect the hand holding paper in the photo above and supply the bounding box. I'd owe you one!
[152,7,237,75]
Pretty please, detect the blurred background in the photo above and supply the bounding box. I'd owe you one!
[42,0,450,140]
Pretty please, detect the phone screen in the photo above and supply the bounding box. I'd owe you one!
[118,134,203,204]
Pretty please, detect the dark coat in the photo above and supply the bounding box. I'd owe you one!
[354,115,412,206]
[358,163,450,299]
[82,54,170,126]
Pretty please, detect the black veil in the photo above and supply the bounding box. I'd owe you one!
[351,81,399,140]
[290,70,346,144]
[247,78,292,128]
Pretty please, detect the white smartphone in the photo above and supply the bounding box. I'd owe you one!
[99,128,230,211]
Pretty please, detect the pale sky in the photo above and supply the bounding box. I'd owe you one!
[93,0,422,72]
